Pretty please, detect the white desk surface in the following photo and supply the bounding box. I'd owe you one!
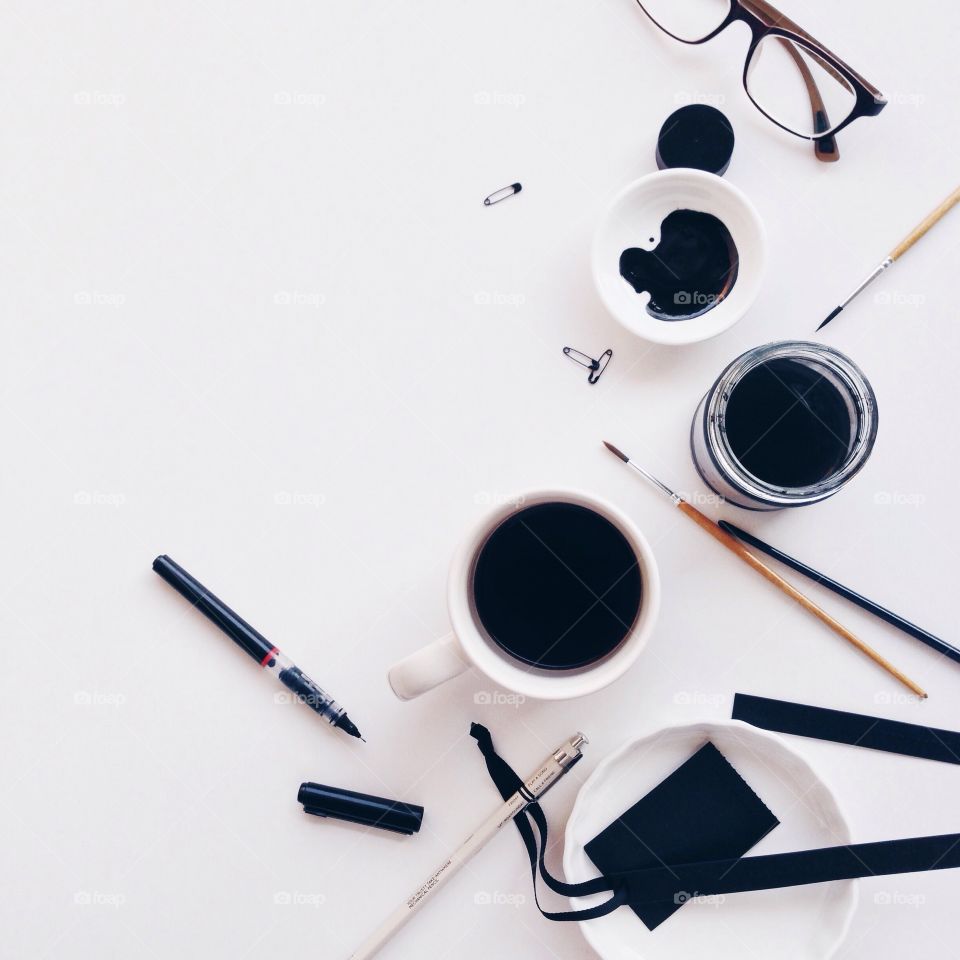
[2,2,959,958]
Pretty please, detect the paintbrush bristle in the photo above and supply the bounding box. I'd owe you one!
[602,441,629,463]
[603,442,680,501]
[817,305,843,331]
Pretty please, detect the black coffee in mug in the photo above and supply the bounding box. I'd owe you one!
[472,502,642,670]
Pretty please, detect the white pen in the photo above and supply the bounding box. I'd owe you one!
[349,732,588,960]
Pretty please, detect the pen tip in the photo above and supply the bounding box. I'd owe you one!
[336,716,364,740]
[603,440,629,463]
[817,306,842,331]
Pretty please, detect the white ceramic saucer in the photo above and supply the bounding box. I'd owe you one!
[563,721,855,960]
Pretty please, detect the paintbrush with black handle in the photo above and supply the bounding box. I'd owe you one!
[719,522,958,667]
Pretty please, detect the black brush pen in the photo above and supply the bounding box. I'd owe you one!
[153,555,364,740]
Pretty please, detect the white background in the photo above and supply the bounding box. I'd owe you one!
[2,1,959,958]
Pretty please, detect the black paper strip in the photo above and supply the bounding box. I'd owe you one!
[616,833,960,904]
[733,693,960,765]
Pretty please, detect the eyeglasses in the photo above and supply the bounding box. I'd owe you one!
[635,0,886,163]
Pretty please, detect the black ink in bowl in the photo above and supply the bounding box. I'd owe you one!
[724,357,854,489]
[619,209,738,321]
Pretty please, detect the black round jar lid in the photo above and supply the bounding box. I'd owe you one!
[656,104,735,177]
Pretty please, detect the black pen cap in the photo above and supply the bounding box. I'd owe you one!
[298,782,424,836]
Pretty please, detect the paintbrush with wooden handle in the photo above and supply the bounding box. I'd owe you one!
[818,183,960,330]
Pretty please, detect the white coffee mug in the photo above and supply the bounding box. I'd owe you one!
[387,488,660,702]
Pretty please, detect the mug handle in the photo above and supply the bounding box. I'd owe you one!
[388,632,470,700]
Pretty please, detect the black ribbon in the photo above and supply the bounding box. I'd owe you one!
[469,723,627,921]
[471,722,960,922]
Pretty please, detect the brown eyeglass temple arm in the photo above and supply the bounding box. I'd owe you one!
[777,38,839,162]
[743,0,885,101]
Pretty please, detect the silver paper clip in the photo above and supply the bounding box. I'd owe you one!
[484,182,522,206]
[563,346,612,385]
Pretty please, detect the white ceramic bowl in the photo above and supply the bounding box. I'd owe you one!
[592,170,766,345]
[563,721,855,960]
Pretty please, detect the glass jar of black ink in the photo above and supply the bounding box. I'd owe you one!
[691,341,878,510]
